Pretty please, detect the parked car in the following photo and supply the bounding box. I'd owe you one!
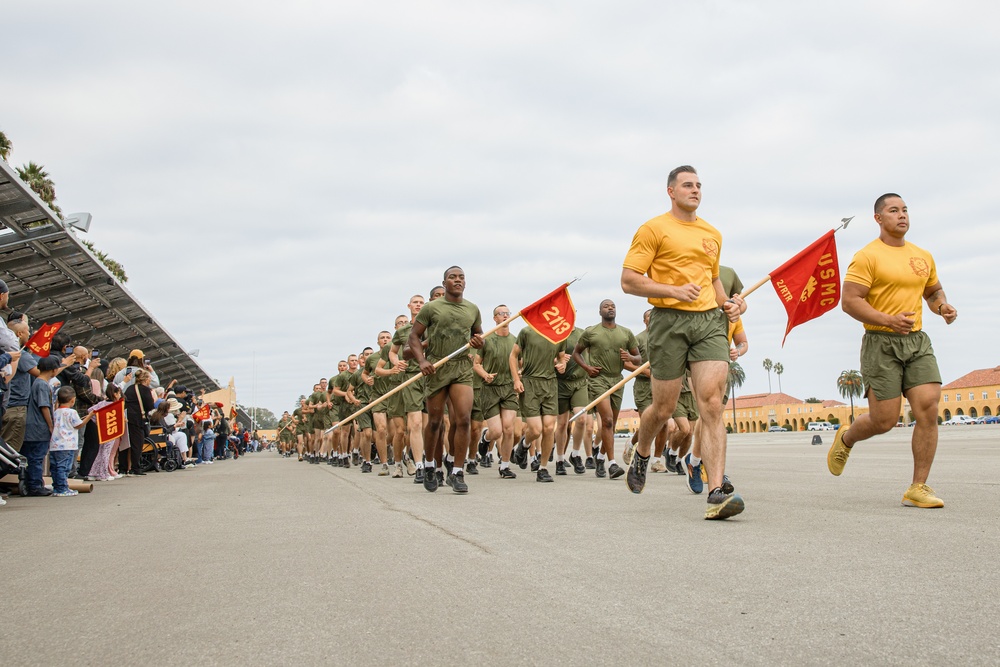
[942,415,976,426]
[808,421,836,431]
[767,426,787,432]
[981,416,1000,424]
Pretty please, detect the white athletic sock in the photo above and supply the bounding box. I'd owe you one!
[669,449,678,458]
[426,459,435,469]
[609,459,617,467]
[500,461,510,469]
[597,452,607,462]
[416,461,424,469]
[690,455,701,467]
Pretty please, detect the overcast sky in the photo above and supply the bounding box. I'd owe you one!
[5,1,998,415]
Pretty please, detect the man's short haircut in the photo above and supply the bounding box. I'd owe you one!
[443,266,463,279]
[429,285,444,297]
[493,304,508,317]
[57,385,77,404]
[6,311,24,324]
[362,347,373,354]
[667,165,698,187]
[409,294,424,303]
[874,193,903,214]
[379,330,391,337]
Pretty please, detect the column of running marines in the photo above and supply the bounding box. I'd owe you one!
[273,166,955,518]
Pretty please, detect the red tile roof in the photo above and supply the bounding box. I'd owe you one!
[942,366,1000,389]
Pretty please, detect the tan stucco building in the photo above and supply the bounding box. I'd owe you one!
[940,366,1000,421]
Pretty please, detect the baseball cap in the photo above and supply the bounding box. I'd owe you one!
[129,349,144,359]
[38,356,61,371]
[0,279,8,294]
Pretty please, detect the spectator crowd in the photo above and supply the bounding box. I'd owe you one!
[0,278,260,505]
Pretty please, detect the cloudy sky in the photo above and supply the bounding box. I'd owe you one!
[5,1,998,415]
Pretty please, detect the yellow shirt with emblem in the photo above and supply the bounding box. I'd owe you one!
[844,239,938,333]
[622,212,721,311]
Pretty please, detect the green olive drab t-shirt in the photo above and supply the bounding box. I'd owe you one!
[477,333,516,385]
[578,324,638,381]
[414,298,482,363]
[515,327,562,380]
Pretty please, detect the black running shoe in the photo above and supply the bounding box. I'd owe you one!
[536,468,554,483]
[513,442,528,469]
[343,457,351,469]
[466,460,479,475]
[555,461,567,476]
[721,474,734,495]
[444,459,453,475]
[530,455,540,473]
[352,452,360,466]
[447,471,468,494]
[361,461,373,473]
[595,459,606,478]
[705,487,745,520]
[477,430,490,458]
[665,453,678,473]
[570,453,586,475]
[626,454,649,494]
[436,470,445,488]
[423,468,439,492]
[414,467,425,484]
[608,463,625,479]
[479,454,492,469]
[585,456,595,470]
[499,466,517,479]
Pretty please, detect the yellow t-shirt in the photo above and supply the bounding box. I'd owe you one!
[727,318,744,344]
[622,212,721,311]
[844,239,938,333]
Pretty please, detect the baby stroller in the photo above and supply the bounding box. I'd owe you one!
[0,436,27,496]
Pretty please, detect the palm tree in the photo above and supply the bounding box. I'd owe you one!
[837,370,864,421]
[762,358,773,393]
[0,130,12,162]
[774,362,784,393]
[727,361,746,430]
[16,161,62,217]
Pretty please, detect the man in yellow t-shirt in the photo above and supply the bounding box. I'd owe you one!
[827,193,957,509]
[620,165,745,520]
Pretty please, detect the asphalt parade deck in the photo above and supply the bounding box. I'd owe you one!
[3,427,998,666]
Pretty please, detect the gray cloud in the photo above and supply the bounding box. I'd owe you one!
[5,1,997,413]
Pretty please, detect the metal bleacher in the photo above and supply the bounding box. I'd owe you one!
[0,159,219,393]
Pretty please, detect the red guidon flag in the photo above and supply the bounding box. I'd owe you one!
[192,404,211,422]
[94,400,126,444]
[519,283,576,344]
[25,321,65,357]
[230,406,238,419]
[770,230,840,345]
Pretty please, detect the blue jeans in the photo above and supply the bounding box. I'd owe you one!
[49,450,75,493]
[20,440,50,491]
[200,438,215,462]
